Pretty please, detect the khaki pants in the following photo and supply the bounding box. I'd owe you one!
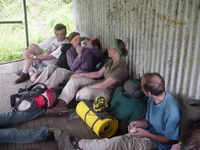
[79,134,155,150]
[58,77,112,103]
[34,65,73,88]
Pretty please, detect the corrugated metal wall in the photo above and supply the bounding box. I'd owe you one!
[72,0,200,100]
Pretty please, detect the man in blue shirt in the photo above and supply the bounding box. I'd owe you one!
[128,72,181,150]
[55,72,181,150]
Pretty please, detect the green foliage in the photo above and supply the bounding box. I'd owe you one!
[0,0,74,63]
[62,0,72,4]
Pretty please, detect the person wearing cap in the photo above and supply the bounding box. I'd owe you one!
[15,23,68,84]
[33,32,103,90]
[51,38,128,111]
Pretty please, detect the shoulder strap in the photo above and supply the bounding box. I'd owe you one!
[84,100,114,120]
[27,83,47,91]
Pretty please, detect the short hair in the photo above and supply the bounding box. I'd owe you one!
[181,129,200,150]
[54,23,66,32]
[142,72,165,96]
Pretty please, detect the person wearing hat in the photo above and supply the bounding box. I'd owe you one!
[15,23,69,84]
[52,38,128,111]
[33,31,103,91]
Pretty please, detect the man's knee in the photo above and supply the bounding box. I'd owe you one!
[28,43,41,54]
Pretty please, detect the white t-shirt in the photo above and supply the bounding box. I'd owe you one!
[51,45,63,59]
[38,36,68,53]
[37,36,69,65]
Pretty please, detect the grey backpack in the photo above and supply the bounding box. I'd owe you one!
[123,79,144,98]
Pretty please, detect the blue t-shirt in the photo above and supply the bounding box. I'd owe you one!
[145,92,181,150]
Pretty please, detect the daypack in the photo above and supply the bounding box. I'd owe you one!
[123,79,144,98]
[10,83,59,112]
[110,79,147,124]
[55,43,72,69]
[181,98,200,136]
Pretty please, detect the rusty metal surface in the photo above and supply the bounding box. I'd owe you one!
[72,0,200,100]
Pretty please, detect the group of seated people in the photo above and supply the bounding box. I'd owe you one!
[0,23,199,150]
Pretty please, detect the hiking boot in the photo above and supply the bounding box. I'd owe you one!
[70,136,82,150]
[16,69,23,76]
[46,109,71,116]
[45,128,56,141]
[54,129,76,150]
[46,100,69,116]
[49,100,67,111]
[15,72,30,84]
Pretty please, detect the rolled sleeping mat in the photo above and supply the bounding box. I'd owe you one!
[76,101,118,138]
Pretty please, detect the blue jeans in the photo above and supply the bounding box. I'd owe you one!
[0,108,48,144]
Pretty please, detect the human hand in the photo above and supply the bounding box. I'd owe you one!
[76,46,83,57]
[23,50,34,60]
[70,73,83,79]
[128,120,143,132]
[130,128,150,138]
[84,40,93,49]
[128,121,137,134]
[129,126,138,133]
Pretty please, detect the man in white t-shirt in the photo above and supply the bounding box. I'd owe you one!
[15,23,69,84]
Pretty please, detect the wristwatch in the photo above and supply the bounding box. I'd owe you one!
[33,55,37,59]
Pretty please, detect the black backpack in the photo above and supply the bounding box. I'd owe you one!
[10,83,59,112]
[56,43,72,69]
